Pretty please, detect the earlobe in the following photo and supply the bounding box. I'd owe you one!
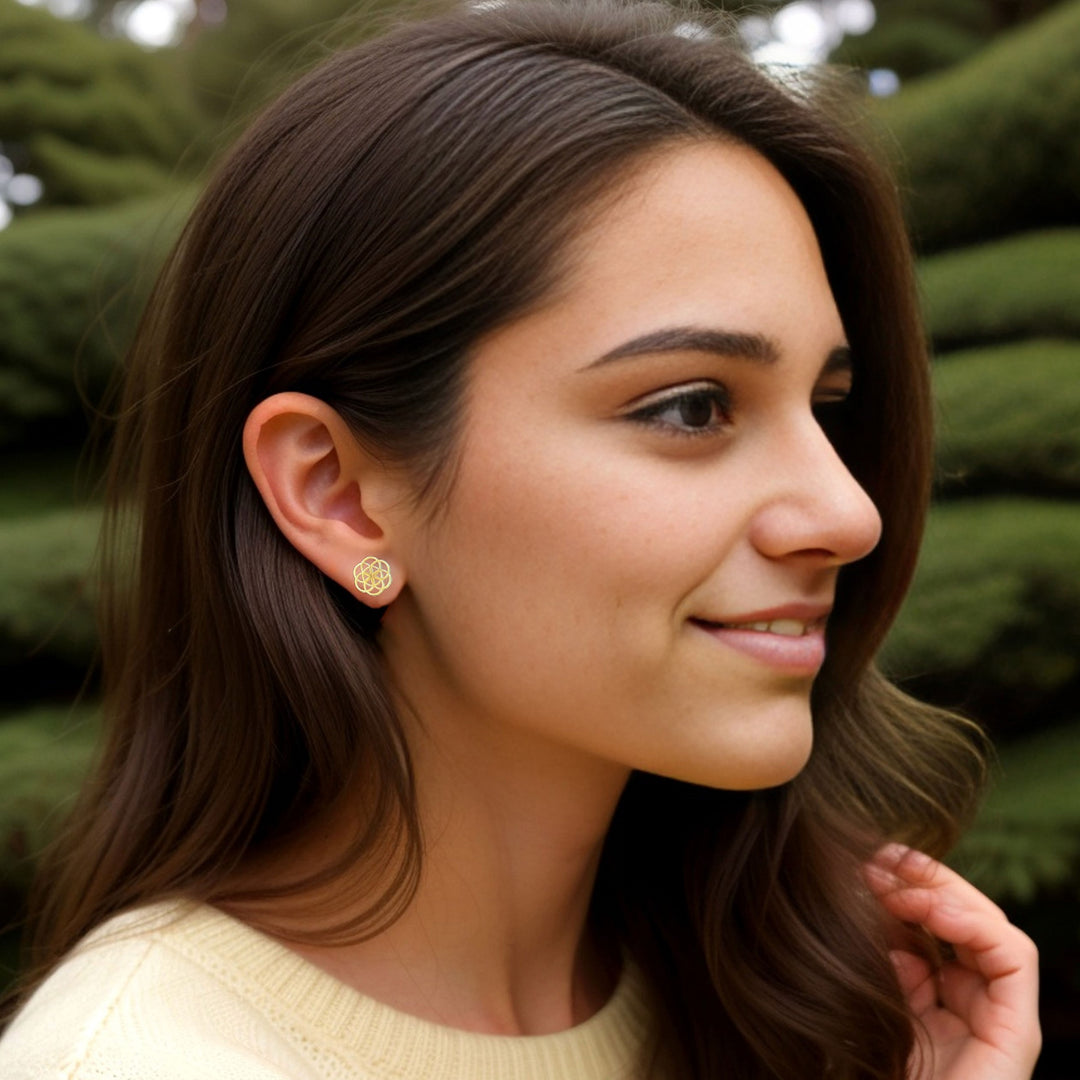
[352,556,394,599]
[242,392,407,606]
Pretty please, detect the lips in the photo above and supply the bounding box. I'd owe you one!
[693,601,831,629]
[706,615,826,637]
[689,604,831,674]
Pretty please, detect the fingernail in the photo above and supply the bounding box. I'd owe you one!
[877,843,910,863]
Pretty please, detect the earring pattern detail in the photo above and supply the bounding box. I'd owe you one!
[353,557,392,598]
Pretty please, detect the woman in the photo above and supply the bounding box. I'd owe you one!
[0,2,1039,1078]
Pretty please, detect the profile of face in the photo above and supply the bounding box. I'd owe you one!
[370,139,882,792]
[249,139,883,796]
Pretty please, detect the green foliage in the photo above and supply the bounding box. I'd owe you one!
[0,0,204,208]
[933,340,1080,494]
[833,18,986,80]
[887,0,997,35]
[875,0,1080,252]
[882,499,1080,700]
[26,133,180,207]
[0,507,101,672]
[0,449,93,519]
[0,704,98,897]
[919,229,1080,348]
[952,721,1080,903]
[184,0,398,133]
[0,193,189,447]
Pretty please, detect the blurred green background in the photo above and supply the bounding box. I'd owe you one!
[1,0,1077,1072]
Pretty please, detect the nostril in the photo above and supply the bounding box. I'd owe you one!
[747,431,884,565]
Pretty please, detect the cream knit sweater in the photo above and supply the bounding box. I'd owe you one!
[0,901,652,1079]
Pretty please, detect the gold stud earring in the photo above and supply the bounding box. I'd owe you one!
[353,557,392,598]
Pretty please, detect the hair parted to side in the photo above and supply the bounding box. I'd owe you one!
[18,2,986,1077]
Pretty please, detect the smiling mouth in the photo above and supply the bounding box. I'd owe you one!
[688,615,829,674]
[690,616,827,637]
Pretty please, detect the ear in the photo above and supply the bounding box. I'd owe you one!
[242,392,407,607]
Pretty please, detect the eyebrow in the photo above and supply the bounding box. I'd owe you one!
[581,326,852,375]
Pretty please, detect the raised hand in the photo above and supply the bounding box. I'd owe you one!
[864,844,1041,1080]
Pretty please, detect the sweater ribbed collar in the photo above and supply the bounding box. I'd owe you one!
[93,901,652,1080]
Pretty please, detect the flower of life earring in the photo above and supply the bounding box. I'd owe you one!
[353,556,392,598]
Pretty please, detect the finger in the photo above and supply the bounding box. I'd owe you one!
[867,845,1005,924]
[937,960,985,1022]
[869,878,1033,989]
[890,950,937,1017]
[865,847,1040,1047]
[864,847,1010,965]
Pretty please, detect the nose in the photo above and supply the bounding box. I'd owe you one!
[748,417,883,567]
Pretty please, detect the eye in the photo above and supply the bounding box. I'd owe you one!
[812,388,850,411]
[625,382,732,436]
[812,384,853,436]
[812,380,851,408]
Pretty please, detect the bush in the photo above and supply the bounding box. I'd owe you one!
[919,229,1080,349]
[184,0,397,132]
[832,18,986,81]
[0,703,98,899]
[933,340,1080,495]
[851,0,996,37]
[0,507,101,677]
[875,0,1080,252]
[0,193,189,448]
[26,133,180,208]
[0,0,204,208]
[0,449,93,520]
[953,720,1080,903]
[882,499,1080,726]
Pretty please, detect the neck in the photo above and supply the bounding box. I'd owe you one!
[394,702,631,1032]
[229,690,631,1036]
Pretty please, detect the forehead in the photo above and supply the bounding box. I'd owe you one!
[572,139,833,317]
[475,139,844,373]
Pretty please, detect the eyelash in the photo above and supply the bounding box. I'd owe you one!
[625,382,853,439]
[625,382,733,438]
[812,391,853,432]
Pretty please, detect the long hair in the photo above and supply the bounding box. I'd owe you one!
[19,3,985,1077]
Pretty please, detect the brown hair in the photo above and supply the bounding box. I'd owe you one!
[19,2,984,1077]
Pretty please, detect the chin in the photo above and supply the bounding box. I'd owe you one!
[684,701,815,791]
[748,741,814,790]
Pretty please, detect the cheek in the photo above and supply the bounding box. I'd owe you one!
[395,430,816,788]
[409,446,661,699]
[411,432,744,719]
[446,433,712,626]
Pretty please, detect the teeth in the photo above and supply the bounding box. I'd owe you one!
[718,618,812,635]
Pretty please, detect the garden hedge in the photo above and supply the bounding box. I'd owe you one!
[183,0,396,129]
[0,507,101,679]
[875,0,1080,252]
[0,703,99,900]
[0,194,187,448]
[833,18,986,80]
[882,498,1080,724]
[0,450,92,520]
[0,0,203,208]
[932,339,1080,495]
[918,229,1080,349]
[954,720,1080,903]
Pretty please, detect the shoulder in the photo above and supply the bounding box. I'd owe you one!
[0,901,657,1080]
[0,901,316,1080]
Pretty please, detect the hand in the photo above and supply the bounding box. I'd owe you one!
[864,844,1041,1080]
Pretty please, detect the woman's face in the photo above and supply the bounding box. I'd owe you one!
[380,139,881,791]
